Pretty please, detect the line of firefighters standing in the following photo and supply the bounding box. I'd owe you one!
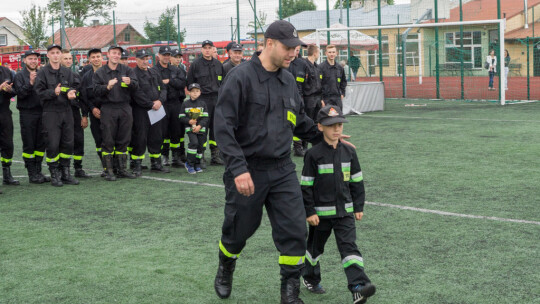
[0,40,347,192]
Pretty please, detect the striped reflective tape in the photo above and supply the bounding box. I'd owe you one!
[305,251,321,266]
[345,203,354,213]
[350,171,363,182]
[149,154,161,158]
[34,151,45,157]
[279,255,305,266]
[300,176,314,186]
[342,255,364,268]
[22,153,35,159]
[59,153,72,159]
[341,162,351,172]
[315,206,336,216]
[318,164,334,174]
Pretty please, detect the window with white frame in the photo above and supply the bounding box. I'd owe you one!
[0,35,7,46]
[445,31,482,68]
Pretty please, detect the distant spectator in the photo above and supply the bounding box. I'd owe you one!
[349,54,360,81]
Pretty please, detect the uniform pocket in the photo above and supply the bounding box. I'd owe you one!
[246,95,266,126]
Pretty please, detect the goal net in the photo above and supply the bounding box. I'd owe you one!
[313,19,512,105]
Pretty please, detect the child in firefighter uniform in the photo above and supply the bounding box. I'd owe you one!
[300,105,376,304]
[179,83,208,174]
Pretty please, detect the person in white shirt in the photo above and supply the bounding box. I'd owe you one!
[486,49,497,91]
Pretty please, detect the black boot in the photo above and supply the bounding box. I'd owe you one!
[293,141,304,157]
[97,152,106,177]
[113,155,119,176]
[103,155,116,181]
[74,159,91,178]
[132,159,142,177]
[200,156,207,170]
[162,155,170,167]
[60,159,79,185]
[151,157,170,173]
[48,162,63,187]
[35,156,51,182]
[210,146,225,165]
[214,252,237,299]
[2,163,20,185]
[302,141,309,152]
[171,149,182,168]
[179,148,187,163]
[25,159,45,184]
[117,154,136,179]
[281,278,305,304]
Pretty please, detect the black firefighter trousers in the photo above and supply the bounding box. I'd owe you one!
[130,105,163,160]
[219,158,307,280]
[0,109,14,165]
[303,215,371,291]
[42,109,74,165]
[100,103,132,156]
[161,102,184,157]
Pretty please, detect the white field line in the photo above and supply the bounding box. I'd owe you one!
[360,115,540,123]
[9,162,540,226]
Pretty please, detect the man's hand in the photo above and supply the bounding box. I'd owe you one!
[81,116,88,129]
[92,108,101,119]
[121,77,131,85]
[29,72,37,85]
[354,212,363,221]
[55,83,62,96]
[162,79,170,84]
[192,125,201,133]
[320,100,326,107]
[234,172,255,197]
[152,100,162,110]
[0,81,7,91]
[67,90,77,100]
[307,214,320,226]
[340,134,356,149]
[107,78,118,90]
[1,82,13,92]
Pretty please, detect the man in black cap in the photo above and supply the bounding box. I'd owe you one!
[187,39,224,167]
[213,20,326,304]
[171,49,186,72]
[0,51,19,188]
[129,49,168,175]
[152,45,187,167]
[120,50,129,66]
[80,48,107,176]
[93,45,138,180]
[35,44,80,186]
[13,49,50,184]
[222,43,244,77]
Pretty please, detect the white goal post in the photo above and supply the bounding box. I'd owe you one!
[314,19,507,105]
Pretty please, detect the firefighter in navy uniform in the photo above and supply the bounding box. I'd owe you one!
[0,61,19,187]
[120,50,129,66]
[187,40,224,167]
[287,45,310,157]
[130,49,168,175]
[213,21,325,304]
[35,44,80,187]
[93,45,138,181]
[222,43,244,77]
[13,49,50,184]
[152,46,187,167]
[302,44,323,146]
[60,50,91,178]
[319,45,347,109]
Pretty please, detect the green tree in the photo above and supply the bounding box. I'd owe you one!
[248,10,267,34]
[143,8,185,44]
[47,0,117,28]
[277,0,317,19]
[19,4,48,49]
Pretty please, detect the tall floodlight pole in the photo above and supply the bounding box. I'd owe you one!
[113,11,117,45]
[378,0,383,81]
[237,0,241,43]
[60,0,65,48]
[434,0,440,99]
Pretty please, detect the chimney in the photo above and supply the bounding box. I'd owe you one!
[364,0,387,13]
[92,20,99,27]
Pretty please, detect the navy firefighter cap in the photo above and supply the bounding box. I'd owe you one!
[317,105,349,126]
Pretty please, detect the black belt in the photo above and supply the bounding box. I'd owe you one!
[247,156,292,170]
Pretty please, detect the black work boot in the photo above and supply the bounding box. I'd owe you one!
[25,158,45,184]
[210,146,225,165]
[171,149,182,168]
[293,141,304,157]
[48,162,63,187]
[74,159,91,178]
[132,159,143,177]
[116,154,136,179]
[162,154,170,167]
[97,152,106,177]
[35,156,51,182]
[60,159,79,185]
[103,155,116,181]
[2,163,20,185]
[179,147,187,163]
[302,141,309,152]
[113,155,120,176]
[214,252,237,299]
[281,278,305,304]
[151,157,170,173]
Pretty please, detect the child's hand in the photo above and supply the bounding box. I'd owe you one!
[354,212,363,221]
[189,119,197,125]
[307,214,319,226]
[193,125,201,133]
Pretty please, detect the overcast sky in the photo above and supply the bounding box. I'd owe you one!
[4,0,410,43]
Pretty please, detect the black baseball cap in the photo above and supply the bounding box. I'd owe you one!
[317,105,348,126]
[24,49,40,57]
[172,49,182,57]
[264,20,304,48]
[201,40,213,47]
[121,51,129,59]
[226,42,235,52]
[135,49,150,59]
[158,46,172,55]
[188,83,201,91]
[87,48,101,57]
[47,44,62,52]
[108,45,124,53]
[230,43,243,51]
